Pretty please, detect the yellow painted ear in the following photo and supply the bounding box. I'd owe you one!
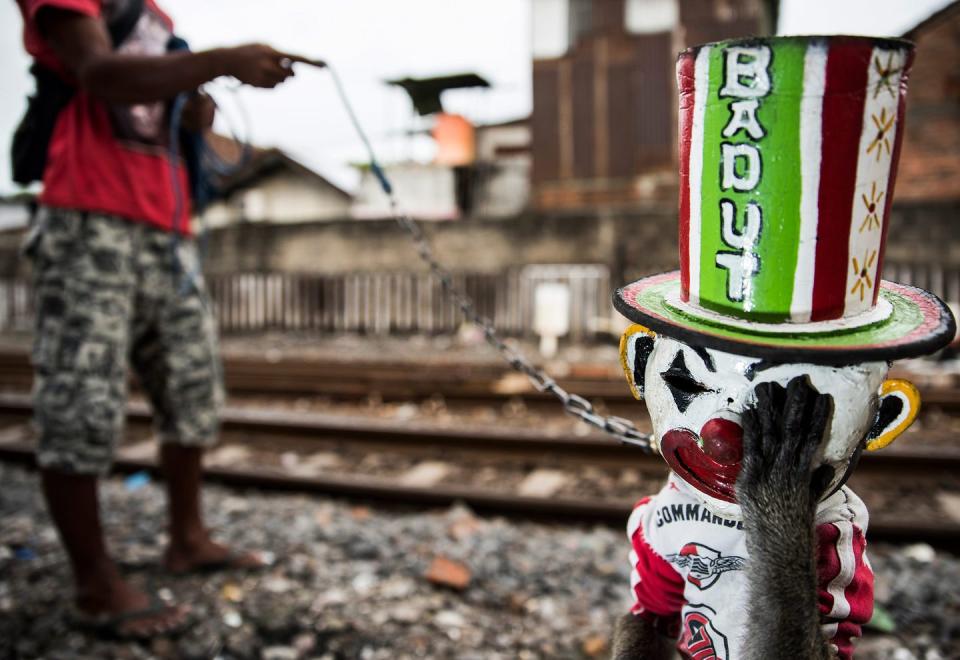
[865,379,921,451]
[619,324,656,401]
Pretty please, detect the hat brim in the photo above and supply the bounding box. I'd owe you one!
[613,271,957,365]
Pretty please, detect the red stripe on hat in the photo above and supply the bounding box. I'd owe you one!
[873,48,915,305]
[677,51,696,302]
[811,41,872,322]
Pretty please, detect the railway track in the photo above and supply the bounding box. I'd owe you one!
[2,346,960,410]
[1,392,958,549]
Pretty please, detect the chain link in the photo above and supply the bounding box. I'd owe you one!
[327,64,654,453]
[390,203,655,453]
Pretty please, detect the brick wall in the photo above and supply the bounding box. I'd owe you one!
[531,0,771,213]
[897,2,960,202]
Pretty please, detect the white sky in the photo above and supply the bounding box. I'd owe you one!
[0,0,953,195]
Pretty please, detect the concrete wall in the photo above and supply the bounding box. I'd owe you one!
[202,210,679,286]
[472,160,532,218]
[2,201,957,289]
[203,172,351,228]
[352,164,459,220]
[197,200,960,285]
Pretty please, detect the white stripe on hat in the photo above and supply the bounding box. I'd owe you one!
[843,46,906,316]
[791,41,828,322]
[688,46,711,305]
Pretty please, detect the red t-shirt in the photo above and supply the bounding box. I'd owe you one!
[16,0,191,232]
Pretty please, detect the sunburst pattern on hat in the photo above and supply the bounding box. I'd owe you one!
[867,108,895,161]
[872,52,903,99]
[850,250,877,302]
[859,182,884,232]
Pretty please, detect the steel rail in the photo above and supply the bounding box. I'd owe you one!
[0,437,955,549]
[0,392,957,469]
[1,348,959,408]
[1,394,957,547]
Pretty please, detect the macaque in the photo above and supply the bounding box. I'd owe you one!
[608,33,955,660]
[610,332,919,660]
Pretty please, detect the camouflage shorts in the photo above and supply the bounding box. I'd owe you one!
[24,208,224,475]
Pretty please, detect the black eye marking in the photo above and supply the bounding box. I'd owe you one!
[632,334,656,397]
[868,394,904,439]
[691,345,716,372]
[661,351,713,413]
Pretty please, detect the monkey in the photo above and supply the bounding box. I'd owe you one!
[607,331,908,659]
[612,379,839,659]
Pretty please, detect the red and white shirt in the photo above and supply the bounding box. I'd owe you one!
[628,474,873,659]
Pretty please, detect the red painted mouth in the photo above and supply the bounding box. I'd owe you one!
[661,422,743,503]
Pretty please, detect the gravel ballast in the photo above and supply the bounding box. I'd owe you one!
[0,463,956,659]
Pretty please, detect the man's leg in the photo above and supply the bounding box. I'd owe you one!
[40,470,189,635]
[160,443,262,572]
[30,210,190,635]
[132,235,262,573]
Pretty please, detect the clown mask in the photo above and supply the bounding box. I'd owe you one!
[620,325,921,514]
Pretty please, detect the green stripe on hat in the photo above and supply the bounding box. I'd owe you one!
[697,41,807,322]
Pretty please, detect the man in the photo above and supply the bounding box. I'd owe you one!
[14,0,311,638]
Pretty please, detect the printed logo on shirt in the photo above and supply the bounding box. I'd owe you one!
[666,542,746,590]
[678,604,729,660]
[108,4,175,148]
[655,502,744,530]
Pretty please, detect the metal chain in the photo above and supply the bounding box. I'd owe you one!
[326,65,655,453]
[392,203,655,452]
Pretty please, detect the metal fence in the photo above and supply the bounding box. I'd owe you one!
[0,265,613,340]
[2,262,958,339]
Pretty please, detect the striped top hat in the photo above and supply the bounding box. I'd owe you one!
[614,35,956,364]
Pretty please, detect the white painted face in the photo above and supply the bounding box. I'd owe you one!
[642,336,887,511]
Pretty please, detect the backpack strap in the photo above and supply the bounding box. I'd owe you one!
[106,0,145,48]
[10,0,147,185]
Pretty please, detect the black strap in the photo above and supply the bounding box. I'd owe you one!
[10,0,146,185]
[106,0,145,48]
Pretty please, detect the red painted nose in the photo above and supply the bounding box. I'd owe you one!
[699,418,744,465]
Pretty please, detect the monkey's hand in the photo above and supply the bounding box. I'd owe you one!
[736,376,834,524]
[735,376,835,660]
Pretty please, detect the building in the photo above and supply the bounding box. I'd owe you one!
[472,117,532,218]
[877,0,960,315]
[351,117,532,220]
[202,134,352,229]
[530,0,774,211]
[895,0,960,203]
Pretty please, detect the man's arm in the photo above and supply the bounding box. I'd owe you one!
[36,7,309,103]
[736,378,837,660]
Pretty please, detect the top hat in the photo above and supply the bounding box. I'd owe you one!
[614,35,956,364]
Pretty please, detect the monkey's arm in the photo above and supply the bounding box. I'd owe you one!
[736,378,836,660]
[614,498,686,659]
[611,613,675,660]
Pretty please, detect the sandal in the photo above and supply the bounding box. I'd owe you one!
[165,549,268,576]
[72,598,192,640]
